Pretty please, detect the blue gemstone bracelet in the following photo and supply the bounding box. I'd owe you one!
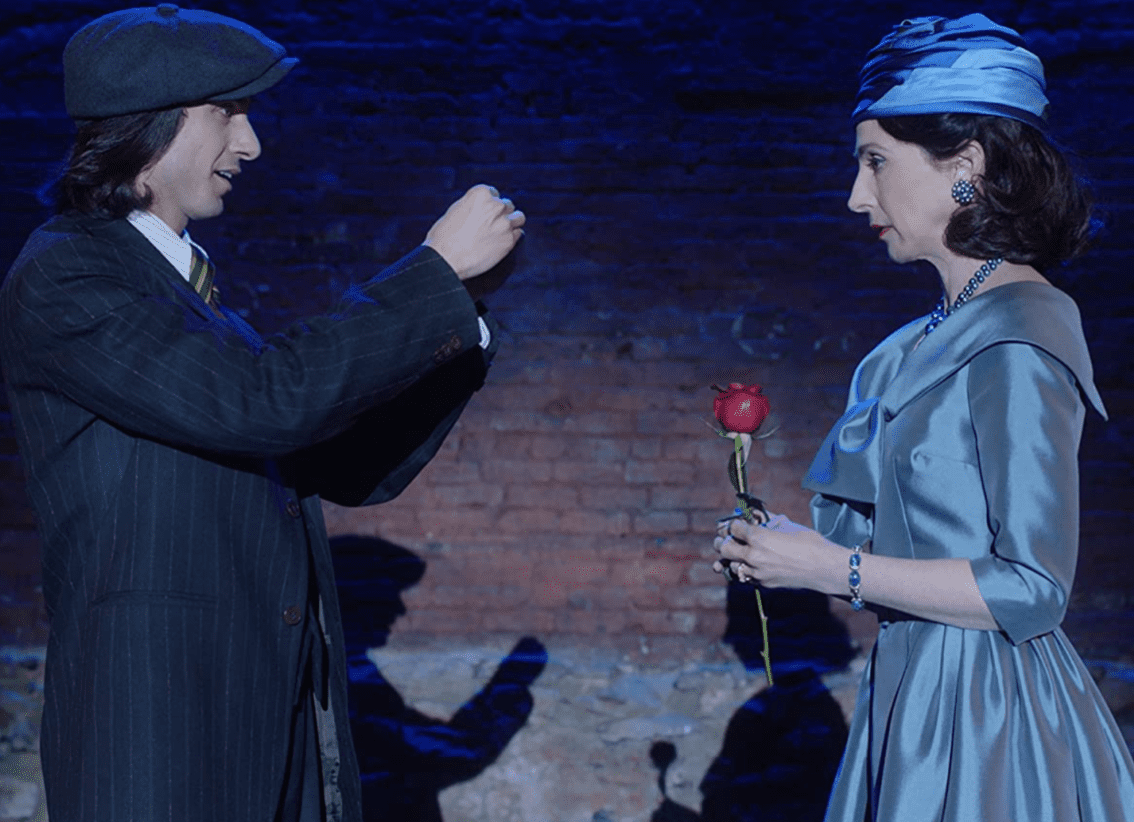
[849,544,864,611]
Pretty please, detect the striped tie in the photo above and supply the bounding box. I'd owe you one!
[188,245,222,313]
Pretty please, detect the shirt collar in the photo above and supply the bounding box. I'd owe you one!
[126,210,210,282]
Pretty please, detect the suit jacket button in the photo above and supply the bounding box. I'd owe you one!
[285,499,301,518]
[433,333,462,363]
[282,606,302,626]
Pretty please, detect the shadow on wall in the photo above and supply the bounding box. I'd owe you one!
[652,585,854,822]
[330,536,547,822]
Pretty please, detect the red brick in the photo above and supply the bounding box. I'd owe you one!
[650,485,734,510]
[693,584,728,609]
[327,503,421,539]
[636,410,703,436]
[628,581,664,609]
[459,554,536,586]
[659,585,699,610]
[504,484,578,509]
[482,434,529,459]
[528,577,574,607]
[400,609,485,634]
[577,485,648,510]
[562,412,635,435]
[452,430,500,460]
[487,411,565,433]
[482,458,553,483]
[477,384,569,412]
[687,563,723,585]
[698,610,729,637]
[417,507,497,539]
[692,438,740,463]
[495,507,561,534]
[433,435,461,459]
[563,436,630,462]
[430,583,529,609]
[552,459,625,484]
[423,460,482,484]
[629,438,662,459]
[689,508,732,533]
[539,558,612,587]
[625,460,696,485]
[646,533,718,560]
[612,558,686,588]
[553,608,629,635]
[425,484,505,508]
[628,609,699,635]
[529,434,568,460]
[482,608,557,634]
[560,509,631,536]
[632,510,689,535]
[579,386,675,412]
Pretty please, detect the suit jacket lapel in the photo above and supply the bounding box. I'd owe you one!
[79,216,220,323]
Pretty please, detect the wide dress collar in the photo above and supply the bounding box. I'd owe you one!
[803,281,1106,506]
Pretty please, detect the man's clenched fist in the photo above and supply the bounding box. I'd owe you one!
[423,184,525,281]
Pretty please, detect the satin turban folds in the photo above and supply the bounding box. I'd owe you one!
[853,14,1050,130]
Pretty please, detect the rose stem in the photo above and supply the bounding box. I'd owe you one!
[755,591,772,687]
[733,435,773,687]
[733,436,751,521]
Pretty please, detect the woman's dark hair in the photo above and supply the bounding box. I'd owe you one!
[54,107,185,219]
[878,113,1094,271]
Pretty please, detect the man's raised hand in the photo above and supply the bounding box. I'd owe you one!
[423,184,525,281]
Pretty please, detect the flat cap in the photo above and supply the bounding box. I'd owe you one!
[64,4,297,118]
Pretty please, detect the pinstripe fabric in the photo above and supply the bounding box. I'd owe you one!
[0,214,496,822]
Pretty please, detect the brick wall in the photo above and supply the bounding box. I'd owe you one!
[2,0,1132,655]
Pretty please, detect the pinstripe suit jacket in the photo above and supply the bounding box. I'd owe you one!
[0,213,496,822]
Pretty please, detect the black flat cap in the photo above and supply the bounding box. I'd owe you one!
[64,4,298,118]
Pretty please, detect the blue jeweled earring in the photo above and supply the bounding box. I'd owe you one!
[951,179,976,206]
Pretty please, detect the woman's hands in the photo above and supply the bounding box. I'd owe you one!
[713,514,846,595]
[713,514,1001,629]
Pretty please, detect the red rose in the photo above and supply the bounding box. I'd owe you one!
[713,383,770,434]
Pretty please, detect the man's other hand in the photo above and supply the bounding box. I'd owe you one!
[423,184,525,281]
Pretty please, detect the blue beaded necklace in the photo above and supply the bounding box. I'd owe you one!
[923,258,1003,335]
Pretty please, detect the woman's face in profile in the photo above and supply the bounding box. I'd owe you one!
[847,119,962,266]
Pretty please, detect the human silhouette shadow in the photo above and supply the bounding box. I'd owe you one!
[649,585,854,822]
[649,741,701,822]
[330,536,547,822]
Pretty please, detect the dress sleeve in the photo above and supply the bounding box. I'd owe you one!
[810,493,872,550]
[967,342,1086,644]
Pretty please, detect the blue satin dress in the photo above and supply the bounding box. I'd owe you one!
[805,282,1134,821]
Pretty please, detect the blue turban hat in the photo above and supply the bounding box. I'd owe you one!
[853,14,1049,130]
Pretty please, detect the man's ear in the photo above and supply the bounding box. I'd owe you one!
[132,168,151,200]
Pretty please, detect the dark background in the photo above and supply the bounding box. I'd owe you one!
[2,0,1131,655]
[2,2,1131,817]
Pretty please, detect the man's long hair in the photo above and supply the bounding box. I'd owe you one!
[54,107,184,219]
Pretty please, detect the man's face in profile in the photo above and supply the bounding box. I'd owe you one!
[135,99,260,233]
